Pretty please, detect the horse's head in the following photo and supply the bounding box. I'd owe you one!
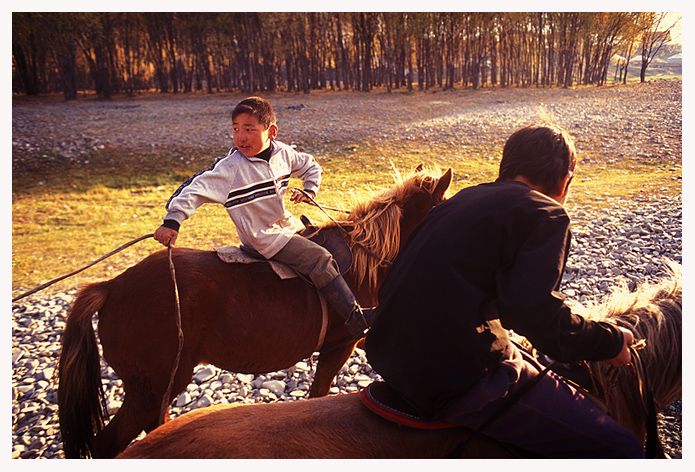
[337,164,452,299]
[584,260,682,443]
[397,164,452,246]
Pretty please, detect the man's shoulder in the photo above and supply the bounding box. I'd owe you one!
[463,181,567,217]
[457,180,535,201]
[494,181,562,206]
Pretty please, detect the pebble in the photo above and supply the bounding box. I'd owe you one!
[12,194,682,459]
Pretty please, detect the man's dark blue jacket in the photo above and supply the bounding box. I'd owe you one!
[365,180,623,420]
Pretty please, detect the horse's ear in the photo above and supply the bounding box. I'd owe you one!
[414,163,424,172]
[433,168,453,201]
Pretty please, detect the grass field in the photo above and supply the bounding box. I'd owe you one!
[11,82,682,298]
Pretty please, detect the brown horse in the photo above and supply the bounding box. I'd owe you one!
[117,261,681,459]
[58,165,453,459]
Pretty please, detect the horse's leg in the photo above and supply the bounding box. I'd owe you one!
[160,355,197,425]
[93,355,194,458]
[309,341,357,397]
[91,386,159,458]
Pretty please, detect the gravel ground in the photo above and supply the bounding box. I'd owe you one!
[12,81,682,459]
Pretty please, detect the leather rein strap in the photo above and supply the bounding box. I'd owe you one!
[629,345,667,459]
[159,244,184,425]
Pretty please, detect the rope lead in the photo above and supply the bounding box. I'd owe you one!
[12,233,155,303]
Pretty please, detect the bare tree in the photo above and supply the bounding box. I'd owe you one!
[637,12,680,83]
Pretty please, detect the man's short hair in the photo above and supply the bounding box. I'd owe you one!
[232,96,277,129]
[497,123,577,196]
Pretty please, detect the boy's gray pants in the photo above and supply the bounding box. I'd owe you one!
[271,234,340,289]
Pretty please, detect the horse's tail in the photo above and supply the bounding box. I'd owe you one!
[58,281,110,458]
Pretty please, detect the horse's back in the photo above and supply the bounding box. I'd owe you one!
[97,246,327,377]
[118,393,516,459]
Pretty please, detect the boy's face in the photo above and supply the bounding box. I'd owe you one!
[232,113,277,157]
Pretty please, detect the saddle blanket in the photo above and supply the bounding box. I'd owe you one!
[215,246,298,280]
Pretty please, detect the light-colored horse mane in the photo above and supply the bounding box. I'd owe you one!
[580,259,682,442]
[321,165,444,290]
[515,260,683,442]
[517,259,682,443]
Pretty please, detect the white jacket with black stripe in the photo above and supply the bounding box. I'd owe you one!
[163,140,322,258]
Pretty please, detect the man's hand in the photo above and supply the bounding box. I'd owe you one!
[602,326,634,367]
[154,225,178,247]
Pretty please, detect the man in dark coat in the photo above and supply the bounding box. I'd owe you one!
[364,123,644,458]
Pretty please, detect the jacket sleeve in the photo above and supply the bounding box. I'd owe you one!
[495,204,623,362]
[164,160,230,226]
[288,149,322,196]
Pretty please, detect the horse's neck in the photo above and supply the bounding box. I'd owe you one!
[590,362,647,443]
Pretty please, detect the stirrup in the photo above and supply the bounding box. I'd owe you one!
[344,304,370,339]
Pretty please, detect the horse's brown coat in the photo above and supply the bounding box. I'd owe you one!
[118,393,518,459]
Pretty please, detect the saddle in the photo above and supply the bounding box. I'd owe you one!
[295,215,353,277]
[216,215,352,285]
[360,381,457,430]
[360,381,540,458]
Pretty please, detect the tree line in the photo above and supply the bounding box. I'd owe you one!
[12,12,679,100]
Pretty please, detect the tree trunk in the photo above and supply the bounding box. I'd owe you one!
[12,43,40,95]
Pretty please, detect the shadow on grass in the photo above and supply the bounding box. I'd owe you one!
[12,147,224,196]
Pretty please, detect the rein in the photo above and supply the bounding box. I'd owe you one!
[12,233,184,426]
[159,244,185,425]
[12,233,183,426]
[628,344,667,459]
[297,189,392,267]
[12,233,155,303]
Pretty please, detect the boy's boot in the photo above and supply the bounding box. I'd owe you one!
[319,275,375,339]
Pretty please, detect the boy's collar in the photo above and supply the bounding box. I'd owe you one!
[230,140,277,160]
[254,145,273,162]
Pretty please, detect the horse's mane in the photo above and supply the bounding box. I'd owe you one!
[321,165,444,290]
[512,260,681,443]
[580,260,682,442]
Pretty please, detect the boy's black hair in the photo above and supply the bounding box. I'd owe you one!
[232,96,277,129]
[497,123,577,196]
